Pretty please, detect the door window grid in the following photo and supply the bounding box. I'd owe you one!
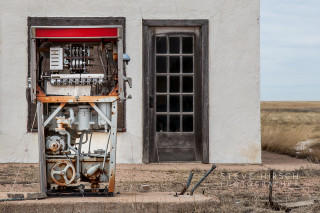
[155,35,194,132]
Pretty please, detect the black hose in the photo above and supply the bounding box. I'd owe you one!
[78,130,89,156]
[82,131,89,143]
[75,131,89,144]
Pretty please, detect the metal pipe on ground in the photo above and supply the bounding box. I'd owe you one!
[190,165,216,196]
[179,172,193,195]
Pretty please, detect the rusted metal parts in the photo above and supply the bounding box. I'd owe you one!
[179,172,194,195]
[50,160,76,186]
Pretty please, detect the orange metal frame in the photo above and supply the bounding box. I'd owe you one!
[36,84,119,103]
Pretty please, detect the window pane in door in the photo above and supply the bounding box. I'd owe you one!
[156,37,167,53]
[182,37,193,53]
[157,115,167,132]
[169,115,180,132]
[156,76,167,92]
[156,95,167,112]
[183,115,193,132]
[169,56,180,73]
[156,56,167,73]
[169,95,180,112]
[182,76,193,93]
[183,56,193,73]
[183,96,193,112]
[169,37,180,53]
[169,76,180,92]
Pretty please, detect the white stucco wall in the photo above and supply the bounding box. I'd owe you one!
[0,0,260,164]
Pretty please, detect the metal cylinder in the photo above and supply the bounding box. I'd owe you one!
[77,106,91,130]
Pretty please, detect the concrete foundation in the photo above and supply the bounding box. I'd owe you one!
[0,192,219,213]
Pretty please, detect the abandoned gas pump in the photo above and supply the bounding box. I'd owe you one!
[28,25,131,196]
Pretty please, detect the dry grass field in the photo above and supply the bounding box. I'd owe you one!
[261,101,320,163]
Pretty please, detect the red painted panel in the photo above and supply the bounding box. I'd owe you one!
[35,28,118,38]
[45,39,117,42]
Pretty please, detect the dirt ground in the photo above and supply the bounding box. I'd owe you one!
[0,151,320,212]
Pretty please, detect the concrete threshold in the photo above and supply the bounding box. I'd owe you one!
[0,192,219,213]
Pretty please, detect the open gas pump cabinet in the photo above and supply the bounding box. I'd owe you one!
[29,25,131,196]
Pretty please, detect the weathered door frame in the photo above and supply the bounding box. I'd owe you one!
[142,19,209,163]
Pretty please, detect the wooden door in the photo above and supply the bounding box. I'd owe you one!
[147,27,203,162]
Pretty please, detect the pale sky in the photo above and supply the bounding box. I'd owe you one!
[261,0,320,100]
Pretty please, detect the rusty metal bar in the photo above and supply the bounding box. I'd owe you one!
[179,172,193,195]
